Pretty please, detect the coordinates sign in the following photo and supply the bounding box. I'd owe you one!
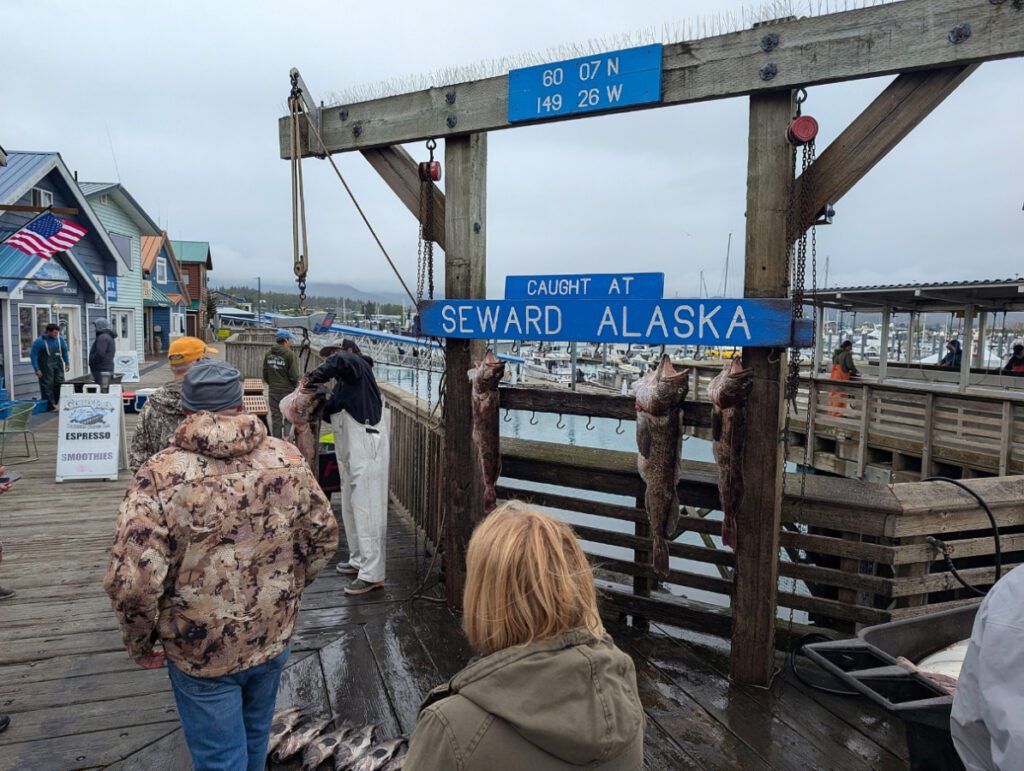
[56,386,122,481]
[417,298,812,347]
[508,45,662,123]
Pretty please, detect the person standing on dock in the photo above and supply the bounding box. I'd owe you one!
[828,340,859,416]
[940,339,962,370]
[88,317,117,383]
[262,328,301,438]
[306,339,389,596]
[405,502,645,770]
[1002,343,1024,375]
[128,336,216,473]
[104,360,338,770]
[951,565,1024,770]
[30,323,69,411]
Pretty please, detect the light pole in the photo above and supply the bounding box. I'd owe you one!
[255,276,261,326]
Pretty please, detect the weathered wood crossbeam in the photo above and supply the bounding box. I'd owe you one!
[359,146,446,250]
[498,384,713,427]
[280,0,1024,156]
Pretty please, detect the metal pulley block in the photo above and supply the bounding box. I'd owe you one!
[419,160,441,182]
[787,115,819,146]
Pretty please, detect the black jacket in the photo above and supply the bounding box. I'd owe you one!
[89,328,117,374]
[307,351,382,425]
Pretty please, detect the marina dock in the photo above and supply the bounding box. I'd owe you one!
[0,360,912,770]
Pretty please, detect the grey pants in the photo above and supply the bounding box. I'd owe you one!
[268,391,291,439]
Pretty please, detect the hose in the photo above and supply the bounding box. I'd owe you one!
[923,476,1002,596]
[788,633,859,696]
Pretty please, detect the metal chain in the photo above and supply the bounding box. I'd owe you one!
[785,137,815,411]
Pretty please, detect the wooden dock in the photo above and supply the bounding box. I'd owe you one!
[0,361,911,770]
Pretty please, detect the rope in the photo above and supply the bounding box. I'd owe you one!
[291,99,417,307]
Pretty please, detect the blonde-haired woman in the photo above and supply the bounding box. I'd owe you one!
[405,501,644,770]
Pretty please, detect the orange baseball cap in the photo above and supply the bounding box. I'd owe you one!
[167,336,217,365]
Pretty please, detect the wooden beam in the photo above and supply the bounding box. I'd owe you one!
[0,204,79,215]
[281,1,1023,156]
[360,146,446,251]
[730,90,792,687]
[497,385,713,428]
[441,132,487,609]
[792,64,977,236]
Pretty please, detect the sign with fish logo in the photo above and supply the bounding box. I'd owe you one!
[56,385,125,481]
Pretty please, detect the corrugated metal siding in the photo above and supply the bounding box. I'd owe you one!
[88,198,145,356]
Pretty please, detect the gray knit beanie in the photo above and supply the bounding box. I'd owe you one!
[181,360,244,413]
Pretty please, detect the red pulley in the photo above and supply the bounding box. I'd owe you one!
[787,115,819,146]
[419,161,441,182]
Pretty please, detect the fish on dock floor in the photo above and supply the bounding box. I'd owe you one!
[632,354,689,578]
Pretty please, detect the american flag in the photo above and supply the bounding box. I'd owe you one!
[3,213,88,259]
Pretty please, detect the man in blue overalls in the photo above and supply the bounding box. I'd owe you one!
[30,323,70,411]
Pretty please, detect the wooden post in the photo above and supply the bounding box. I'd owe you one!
[921,393,935,478]
[442,133,487,609]
[999,400,1012,477]
[857,385,872,479]
[812,304,825,376]
[974,311,988,368]
[878,307,890,383]
[960,305,974,394]
[731,90,792,687]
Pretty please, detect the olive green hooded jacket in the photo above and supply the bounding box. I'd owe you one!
[405,629,644,770]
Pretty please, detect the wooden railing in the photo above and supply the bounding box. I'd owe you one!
[380,383,445,551]
[381,380,1023,637]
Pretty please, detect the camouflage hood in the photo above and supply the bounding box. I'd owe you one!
[147,378,183,418]
[172,412,267,459]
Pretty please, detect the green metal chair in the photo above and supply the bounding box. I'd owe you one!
[0,402,40,464]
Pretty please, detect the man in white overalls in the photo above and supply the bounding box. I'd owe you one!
[306,340,389,596]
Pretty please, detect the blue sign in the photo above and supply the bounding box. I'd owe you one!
[106,275,118,302]
[417,299,811,347]
[505,273,664,300]
[508,45,662,123]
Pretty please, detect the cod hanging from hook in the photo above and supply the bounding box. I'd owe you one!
[468,351,505,513]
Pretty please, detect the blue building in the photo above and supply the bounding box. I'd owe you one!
[0,152,130,400]
[140,232,190,354]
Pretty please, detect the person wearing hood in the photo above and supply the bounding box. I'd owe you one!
[940,339,962,370]
[105,360,338,770]
[305,339,389,596]
[129,336,216,473]
[262,329,301,438]
[405,502,645,770]
[88,318,118,383]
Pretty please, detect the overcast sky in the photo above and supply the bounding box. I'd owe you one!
[3,0,1021,300]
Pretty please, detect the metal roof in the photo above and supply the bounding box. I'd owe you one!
[0,152,131,274]
[806,278,1024,312]
[170,239,213,268]
[144,284,172,308]
[79,181,160,237]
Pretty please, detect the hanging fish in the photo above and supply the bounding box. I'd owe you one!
[468,351,506,513]
[632,355,689,578]
[282,377,328,471]
[707,356,753,550]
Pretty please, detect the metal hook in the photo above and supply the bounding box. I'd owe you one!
[794,87,808,104]
[425,138,437,151]
[529,411,538,426]
[615,419,625,435]
[585,416,595,431]
[503,408,512,423]
[767,348,781,364]
[556,414,566,430]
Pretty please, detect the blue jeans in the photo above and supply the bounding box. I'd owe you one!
[167,648,289,771]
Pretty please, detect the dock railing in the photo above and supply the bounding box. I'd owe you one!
[379,379,1023,638]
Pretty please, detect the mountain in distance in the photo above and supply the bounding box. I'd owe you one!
[217,278,413,307]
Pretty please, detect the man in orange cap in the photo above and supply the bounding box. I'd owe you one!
[129,336,217,473]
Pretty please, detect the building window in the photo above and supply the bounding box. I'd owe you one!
[170,307,186,336]
[156,258,167,284]
[19,304,52,360]
[30,188,53,208]
[181,272,190,285]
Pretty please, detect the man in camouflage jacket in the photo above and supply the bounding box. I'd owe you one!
[129,336,216,474]
[105,360,338,770]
